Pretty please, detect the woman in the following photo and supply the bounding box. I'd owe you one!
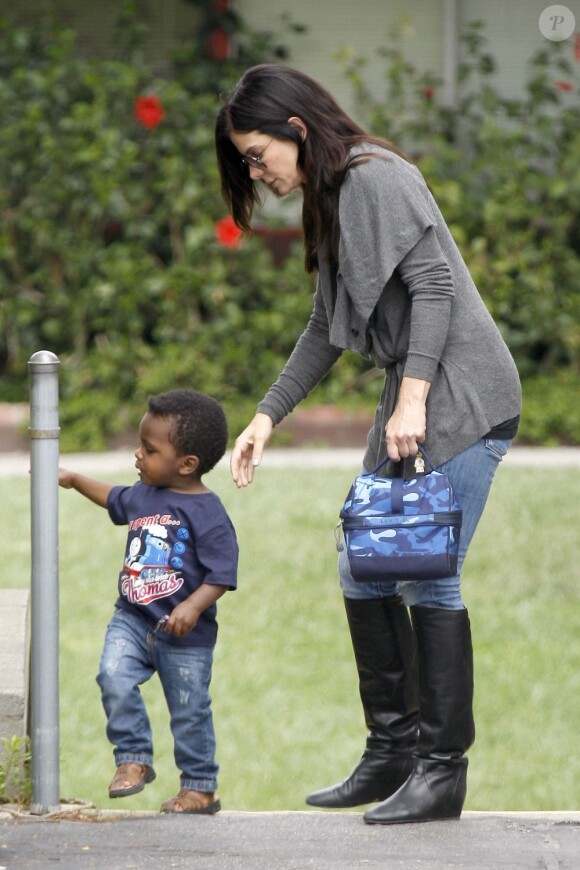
[215,64,521,825]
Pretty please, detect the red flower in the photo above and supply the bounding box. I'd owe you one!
[555,80,573,92]
[135,95,165,129]
[206,27,230,61]
[215,216,242,248]
[423,85,435,101]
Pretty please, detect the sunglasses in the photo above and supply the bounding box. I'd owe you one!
[240,138,274,172]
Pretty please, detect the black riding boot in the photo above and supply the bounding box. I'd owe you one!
[306,595,418,808]
[364,606,475,824]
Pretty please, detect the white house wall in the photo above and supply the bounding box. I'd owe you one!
[239,0,579,113]
[460,0,579,98]
[240,0,445,122]
[4,0,577,104]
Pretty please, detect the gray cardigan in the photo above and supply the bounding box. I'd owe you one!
[258,147,521,469]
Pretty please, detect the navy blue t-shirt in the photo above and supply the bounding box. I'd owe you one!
[107,482,238,647]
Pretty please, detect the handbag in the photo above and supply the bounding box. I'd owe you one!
[336,450,462,581]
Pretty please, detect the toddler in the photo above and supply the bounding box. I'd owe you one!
[59,389,238,813]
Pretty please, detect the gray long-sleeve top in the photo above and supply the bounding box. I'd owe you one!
[258,147,521,469]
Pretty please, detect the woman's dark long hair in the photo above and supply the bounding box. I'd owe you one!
[215,64,410,272]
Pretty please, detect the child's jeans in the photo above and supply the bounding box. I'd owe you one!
[97,608,218,792]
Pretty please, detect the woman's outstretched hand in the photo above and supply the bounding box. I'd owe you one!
[230,413,274,487]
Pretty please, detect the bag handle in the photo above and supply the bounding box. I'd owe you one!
[369,447,435,478]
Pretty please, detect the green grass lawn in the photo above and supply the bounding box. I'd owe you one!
[2,460,580,812]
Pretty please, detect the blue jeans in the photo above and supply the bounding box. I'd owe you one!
[339,437,512,610]
[96,609,218,792]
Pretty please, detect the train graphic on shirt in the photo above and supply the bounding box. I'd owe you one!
[120,521,189,605]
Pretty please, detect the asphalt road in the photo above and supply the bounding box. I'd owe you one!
[1,807,579,869]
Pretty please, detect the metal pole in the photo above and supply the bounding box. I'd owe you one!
[28,350,60,814]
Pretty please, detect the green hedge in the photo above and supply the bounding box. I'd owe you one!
[0,15,578,448]
[0,15,317,449]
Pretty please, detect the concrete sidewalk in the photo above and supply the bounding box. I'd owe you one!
[2,446,580,477]
[0,807,579,869]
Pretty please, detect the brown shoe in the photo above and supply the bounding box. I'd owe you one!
[109,762,156,798]
[160,788,221,815]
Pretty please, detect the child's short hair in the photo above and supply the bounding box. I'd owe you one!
[147,389,228,475]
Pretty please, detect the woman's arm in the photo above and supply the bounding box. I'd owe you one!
[231,288,341,486]
[257,287,342,422]
[399,226,454,384]
[386,227,453,461]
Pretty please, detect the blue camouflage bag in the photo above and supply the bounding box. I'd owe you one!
[337,450,462,581]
